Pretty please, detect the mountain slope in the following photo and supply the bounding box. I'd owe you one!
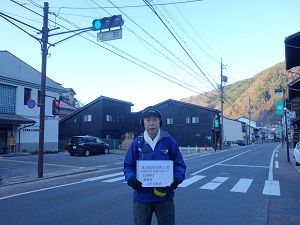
[182,62,300,125]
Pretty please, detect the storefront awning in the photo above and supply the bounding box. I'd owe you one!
[285,31,300,70]
[0,114,36,125]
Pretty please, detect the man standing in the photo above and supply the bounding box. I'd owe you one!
[124,106,186,225]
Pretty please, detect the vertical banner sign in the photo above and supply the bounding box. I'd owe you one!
[275,99,284,115]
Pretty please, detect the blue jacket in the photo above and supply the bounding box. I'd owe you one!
[123,130,186,202]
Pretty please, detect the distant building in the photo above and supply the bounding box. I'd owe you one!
[59,97,221,148]
[149,99,220,147]
[0,50,66,154]
[238,117,258,144]
[223,117,247,145]
[59,96,134,149]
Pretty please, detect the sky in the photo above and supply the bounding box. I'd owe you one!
[1,0,300,112]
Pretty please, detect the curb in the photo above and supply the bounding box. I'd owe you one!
[0,167,99,187]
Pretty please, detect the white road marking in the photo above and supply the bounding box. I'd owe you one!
[82,172,123,182]
[102,176,125,182]
[275,161,279,168]
[262,145,281,196]
[191,150,252,175]
[95,165,108,168]
[113,161,124,165]
[185,149,231,161]
[275,153,278,158]
[0,158,85,169]
[0,181,85,200]
[200,177,229,190]
[218,164,269,168]
[98,166,124,172]
[268,146,277,180]
[230,178,253,193]
[263,180,281,196]
[178,175,205,187]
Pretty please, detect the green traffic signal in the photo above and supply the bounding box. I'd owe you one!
[92,19,102,30]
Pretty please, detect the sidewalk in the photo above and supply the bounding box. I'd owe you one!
[0,150,126,187]
[0,147,218,187]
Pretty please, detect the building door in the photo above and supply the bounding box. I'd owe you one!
[0,130,7,154]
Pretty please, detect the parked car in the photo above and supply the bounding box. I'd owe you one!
[68,135,110,157]
[294,142,300,166]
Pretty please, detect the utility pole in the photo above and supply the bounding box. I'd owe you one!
[0,2,124,178]
[248,98,251,145]
[38,2,49,178]
[283,89,290,162]
[220,59,227,149]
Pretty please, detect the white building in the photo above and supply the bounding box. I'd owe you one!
[223,117,246,144]
[0,51,66,154]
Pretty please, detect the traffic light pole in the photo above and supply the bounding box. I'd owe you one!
[0,2,124,178]
[283,90,290,162]
[38,2,49,178]
[220,59,225,150]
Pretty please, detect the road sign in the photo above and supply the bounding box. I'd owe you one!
[27,99,36,109]
[97,29,122,42]
[275,99,284,115]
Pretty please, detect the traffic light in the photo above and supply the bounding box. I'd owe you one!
[92,15,124,31]
[52,99,60,116]
[214,115,220,129]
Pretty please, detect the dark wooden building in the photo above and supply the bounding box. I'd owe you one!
[132,99,221,148]
[59,96,134,144]
[59,97,221,148]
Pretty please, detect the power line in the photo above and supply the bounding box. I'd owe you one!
[92,0,210,85]
[143,0,221,94]
[47,0,204,10]
[152,1,220,84]
[7,0,217,97]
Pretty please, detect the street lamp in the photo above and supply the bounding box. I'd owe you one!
[274,86,290,162]
[284,106,290,162]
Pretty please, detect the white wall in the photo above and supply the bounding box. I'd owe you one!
[223,118,244,142]
[1,51,63,152]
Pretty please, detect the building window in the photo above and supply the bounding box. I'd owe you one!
[0,83,16,114]
[24,88,31,105]
[167,118,173,125]
[192,116,199,123]
[73,118,77,123]
[185,117,190,124]
[106,114,112,122]
[84,114,92,122]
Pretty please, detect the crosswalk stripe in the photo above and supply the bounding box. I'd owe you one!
[82,172,123,182]
[200,176,229,190]
[83,172,281,197]
[262,180,280,196]
[275,161,279,168]
[230,178,253,193]
[103,176,125,182]
[179,175,206,187]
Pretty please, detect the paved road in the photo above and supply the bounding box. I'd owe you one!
[0,143,299,225]
[0,147,217,186]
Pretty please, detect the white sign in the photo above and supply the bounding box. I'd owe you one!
[136,160,173,187]
[97,29,122,42]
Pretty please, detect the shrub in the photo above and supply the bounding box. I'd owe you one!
[120,132,134,150]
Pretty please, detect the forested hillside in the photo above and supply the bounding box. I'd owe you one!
[182,62,300,126]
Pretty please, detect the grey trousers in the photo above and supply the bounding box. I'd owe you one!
[133,199,175,225]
